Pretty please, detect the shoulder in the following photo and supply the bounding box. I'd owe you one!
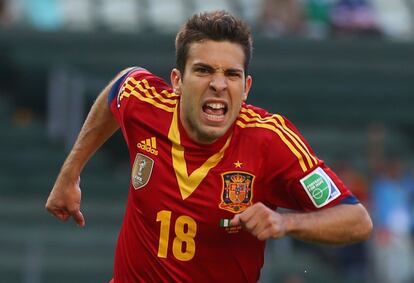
[125,67,167,88]
[116,67,179,112]
[236,103,318,172]
[235,103,292,157]
[236,103,291,139]
[121,67,171,95]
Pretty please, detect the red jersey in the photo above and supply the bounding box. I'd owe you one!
[108,68,356,283]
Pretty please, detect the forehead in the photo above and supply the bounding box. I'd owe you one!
[186,40,245,70]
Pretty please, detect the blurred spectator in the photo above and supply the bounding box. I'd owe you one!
[371,0,414,40]
[303,0,333,38]
[0,0,7,23]
[59,0,94,31]
[371,157,414,283]
[0,0,25,28]
[1,0,412,41]
[22,0,62,31]
[367,123,387,175]
[258,0,306,37]
[366,123,414,282]
[330,0,382,36]
[335,159,370,205]
[334,159,371,283]
[0,0,12,27]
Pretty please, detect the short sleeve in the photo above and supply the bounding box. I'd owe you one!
[264,116,358,211]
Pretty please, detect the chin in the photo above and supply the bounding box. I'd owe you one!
[199,127,228,143]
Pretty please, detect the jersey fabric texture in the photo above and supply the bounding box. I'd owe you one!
[108,67,358,283]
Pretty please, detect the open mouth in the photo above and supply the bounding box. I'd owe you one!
[202,102,228,121]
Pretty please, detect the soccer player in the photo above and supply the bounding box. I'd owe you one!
[45,10,372,283]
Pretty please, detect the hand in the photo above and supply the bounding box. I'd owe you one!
[45,174,85,227]
[230,202,287,241]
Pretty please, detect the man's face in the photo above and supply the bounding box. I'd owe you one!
[171,40,252,144]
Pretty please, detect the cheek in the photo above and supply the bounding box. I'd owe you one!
[230,84,246,103]
[181,92,197,116]
[183,81,205,104]
[187,76,210,92]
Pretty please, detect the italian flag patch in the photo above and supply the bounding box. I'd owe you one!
[220,219,232,228]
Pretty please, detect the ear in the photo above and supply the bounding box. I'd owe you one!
[243,75,252,101]
[170,68,182,94]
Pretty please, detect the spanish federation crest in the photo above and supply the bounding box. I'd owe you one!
[219,171,255,213]
[131,153,154,189]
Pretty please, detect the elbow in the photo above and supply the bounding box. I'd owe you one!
[352,205,373,242]
[358,214,373,242]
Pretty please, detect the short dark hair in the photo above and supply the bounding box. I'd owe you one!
[175,10,253,74]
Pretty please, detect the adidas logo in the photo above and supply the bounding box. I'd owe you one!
[137,137,158,155]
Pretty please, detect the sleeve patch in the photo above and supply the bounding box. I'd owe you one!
[300,167,341,208]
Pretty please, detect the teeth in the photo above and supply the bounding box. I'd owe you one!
[206,103,225,109]
[206,114,224,121]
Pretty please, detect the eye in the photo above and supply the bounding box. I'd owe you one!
[194,66,212,76]
[225,70,242,80]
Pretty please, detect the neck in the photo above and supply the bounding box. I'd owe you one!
[181,118,218,145]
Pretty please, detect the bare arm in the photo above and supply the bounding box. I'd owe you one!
[45,69,130,226]
[231,202,373,244]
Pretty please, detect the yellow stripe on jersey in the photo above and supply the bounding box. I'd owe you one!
[141,79,178,99]
[238,111,315,171]
[130,77,179,99]
[168,104,232,200]
[236,120,308,172]
[238,108,317,171]
[128,82,177,105]
[126,78,178,105]
[274,114,318,165]
[240,108,317,167]
[119,77,178,112]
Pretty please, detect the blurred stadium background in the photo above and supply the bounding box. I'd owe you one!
[0,0,414,282]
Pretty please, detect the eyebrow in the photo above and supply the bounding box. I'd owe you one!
[192,63,244,74]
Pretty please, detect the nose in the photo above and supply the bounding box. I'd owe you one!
[209,73,227,93]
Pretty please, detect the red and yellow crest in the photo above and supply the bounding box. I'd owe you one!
[219,171,255,213]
